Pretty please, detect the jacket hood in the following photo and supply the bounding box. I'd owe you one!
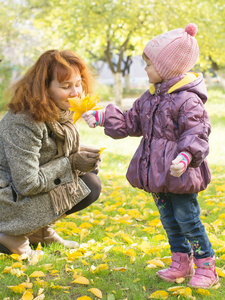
[150,73,208,104]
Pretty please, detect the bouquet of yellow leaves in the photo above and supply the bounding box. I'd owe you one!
[68,94,103,124]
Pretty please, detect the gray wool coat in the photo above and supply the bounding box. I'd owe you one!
[0,111,90,236]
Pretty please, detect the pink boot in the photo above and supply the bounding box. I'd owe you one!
[188,256,219,288]
[157,252,194,282]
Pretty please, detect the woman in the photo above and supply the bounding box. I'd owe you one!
[0,50,102,256]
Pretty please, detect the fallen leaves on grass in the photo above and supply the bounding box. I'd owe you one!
[1,154,225,299]
[72,276,90,285]
[88,288,102,298]
[149,290,169,299]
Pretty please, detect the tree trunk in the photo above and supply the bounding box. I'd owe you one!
[113,72,123,106]
[124,73,130,92]
[214,70,225,89]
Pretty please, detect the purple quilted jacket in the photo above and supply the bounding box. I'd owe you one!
[104,74,211,194]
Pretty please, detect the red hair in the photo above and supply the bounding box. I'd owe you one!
[7,50,94,122]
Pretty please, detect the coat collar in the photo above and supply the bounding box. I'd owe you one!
[149,73,201,95]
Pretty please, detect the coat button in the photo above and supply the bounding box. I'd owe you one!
[54,178,61,185]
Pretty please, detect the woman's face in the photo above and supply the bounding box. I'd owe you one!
[48,68,83,110]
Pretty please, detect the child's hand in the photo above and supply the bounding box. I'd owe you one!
[170,151,192,177]
[82,110,105,128]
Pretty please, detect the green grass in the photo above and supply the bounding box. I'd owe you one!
[0,88,225,299]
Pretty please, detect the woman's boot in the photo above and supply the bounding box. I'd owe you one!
[0,233,36,255]
[28,225,79,248]
[157,252,194,282]
[188,256,219,288]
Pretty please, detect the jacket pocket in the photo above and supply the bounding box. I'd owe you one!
[10,183,17,202]
[10,183,23,202]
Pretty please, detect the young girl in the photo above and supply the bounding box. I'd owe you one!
[82,24,219,289]
[0,50,102,256]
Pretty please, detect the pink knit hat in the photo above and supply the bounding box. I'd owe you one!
[143,23,199,80]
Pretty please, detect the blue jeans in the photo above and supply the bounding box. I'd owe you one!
[152,192,214,259]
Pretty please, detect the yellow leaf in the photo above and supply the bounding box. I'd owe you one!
[175,277,185,283]
[149,290,169,299]
[196,288,210,295]
[81,259,89,266]
[205,200,215,206]
[42,264,53,270]
[66,250,83,261]
[8,284,25,294]
[72,112,82,123]
[50,270,59,276]
[68,94,103,123]
[34,279,47,288]
[93,264,108,273]
[21,282,33,289]
[29,271,45,278]
[215,246,225,254]
[21,290,34,300]
[111,267,127,272]
[72,276,90,285]
[36,243,42,251]
[145,264,158,269]
[212,219,224,227]
[147,218,162,227]
[65,264,73,272]
[93,253,104,260]
[216,267,225,277]
[11,262,23,268]
[76,297,92,300]
[215,184,225,191]
[130,256,136,264]
[29,251,43,266]
[88,288,102,298]
[142,227,157,234]
[50,283,70,289]
[172,287,192,296]
[146,259,165,268]
[99,147,106,155]
[10,268,26,277]
[167,286,184,292]
[152,234,166,241]
[2,266,12,274]
[219,254,225,260]
[121,234,134,244]
[79,222,93,228]
[33,295,45,300]
[10,253,29,261]
[137,241,151,253]
[160,256,172,264]
[124,249,136,257]
[37,288,45,296]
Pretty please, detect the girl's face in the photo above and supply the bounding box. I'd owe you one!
[144,58,162,84]
[48,68,83,110]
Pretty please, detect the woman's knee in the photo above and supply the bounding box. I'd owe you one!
[80,172,101,199]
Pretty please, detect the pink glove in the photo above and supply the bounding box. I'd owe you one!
[82,110,105,128]
[170,151,192,177]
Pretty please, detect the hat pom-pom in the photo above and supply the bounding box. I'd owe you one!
[185,23,198,36]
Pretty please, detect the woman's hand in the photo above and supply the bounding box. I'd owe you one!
[82,110,105,128]
[79,145,100,153]
[170,151,192,177]
[69,150,100,173]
